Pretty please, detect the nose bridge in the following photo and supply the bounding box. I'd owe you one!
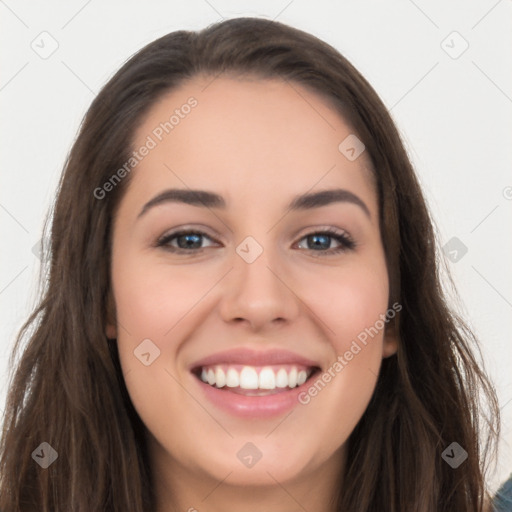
[237,234,281,291]
[219,230,299,328]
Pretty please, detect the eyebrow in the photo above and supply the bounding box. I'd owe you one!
[137,187,371,219]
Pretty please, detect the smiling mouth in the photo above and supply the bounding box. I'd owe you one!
[192,364,321,396]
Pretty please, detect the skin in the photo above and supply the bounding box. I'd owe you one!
[106,75,398,512]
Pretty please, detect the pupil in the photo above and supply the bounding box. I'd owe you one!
[309,234,329,250]
[179,233,201,249]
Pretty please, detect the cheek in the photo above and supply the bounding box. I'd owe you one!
[294,272,388,452]
[298,262,388,416]
[110,252,226,389]
[111,254,197,339]
[110,254,198,441]
[311,262,389,347]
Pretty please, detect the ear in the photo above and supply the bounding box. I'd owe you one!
[105,290,117,340]
[382,316,399,358]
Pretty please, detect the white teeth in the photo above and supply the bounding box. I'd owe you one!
[259,367,276,389]
[239,366,259,389]
[288,367,298,388]
[215,367,226,388]
[198,365,314,390]
[275,368,288,388]
[297,370,307,386]
[226,368,239,387]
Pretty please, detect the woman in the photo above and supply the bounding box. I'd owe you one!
[0,16,500,511]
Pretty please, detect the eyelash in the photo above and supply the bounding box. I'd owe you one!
[155,228,356,256]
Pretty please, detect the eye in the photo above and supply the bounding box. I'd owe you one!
[295,228,355,256]
[156,229,218,253]
[155,227,355,255]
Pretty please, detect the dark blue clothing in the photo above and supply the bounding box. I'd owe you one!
[494,473,512,512]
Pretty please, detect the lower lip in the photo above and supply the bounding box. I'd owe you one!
[193,373,316,418]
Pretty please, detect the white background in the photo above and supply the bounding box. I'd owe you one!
[1,0,511,494]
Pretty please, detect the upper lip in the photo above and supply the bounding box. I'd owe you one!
[189,347,322,371]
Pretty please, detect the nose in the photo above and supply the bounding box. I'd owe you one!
[219,240,301,331]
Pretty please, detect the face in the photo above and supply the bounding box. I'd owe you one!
[107,75,397,498]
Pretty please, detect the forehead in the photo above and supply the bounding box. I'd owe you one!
[127,75,376,213]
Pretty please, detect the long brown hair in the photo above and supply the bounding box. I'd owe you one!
[0,17,500,511]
